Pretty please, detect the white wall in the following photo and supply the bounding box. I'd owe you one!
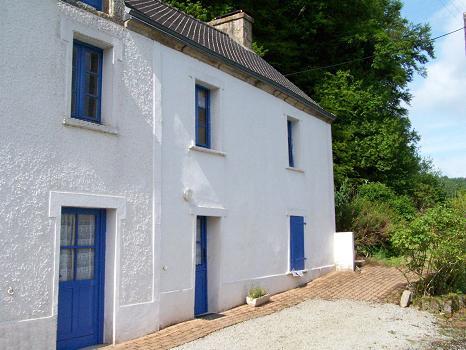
[0,0,336,347]
[0,1,160,348]
[157,43,336,326]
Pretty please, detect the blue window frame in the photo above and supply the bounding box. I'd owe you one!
[290,216,305,271]
[195,85,211,148]
[81,0,103,11]
[287,120,295,167]
[72,40,103,123]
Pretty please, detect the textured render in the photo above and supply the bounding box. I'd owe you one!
[58,0,156,308]
[0,1,157,347]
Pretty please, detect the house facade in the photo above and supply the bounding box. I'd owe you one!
[0,1,348,349]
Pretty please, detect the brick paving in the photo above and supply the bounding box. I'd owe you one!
[104,265,408,350]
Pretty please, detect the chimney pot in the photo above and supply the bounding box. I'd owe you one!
[209,10,254,49]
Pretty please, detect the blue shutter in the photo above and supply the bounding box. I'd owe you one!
[290,216,305,271]
[287,120,294,167]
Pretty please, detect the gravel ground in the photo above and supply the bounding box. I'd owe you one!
[174,299,442,350]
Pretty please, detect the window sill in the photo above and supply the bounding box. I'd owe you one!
[287,269,308,277]
[189,145,226,157]
[286,166,305,173]
[63,117,118,135]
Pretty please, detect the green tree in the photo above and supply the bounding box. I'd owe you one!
[164,0,231,21]
[315,71,421,192]
[441,177,466,198]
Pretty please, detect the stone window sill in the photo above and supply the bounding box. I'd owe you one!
[63,117,118,135]
[286,166,305,173]
[189,144,226,157]
[287,269,308,277]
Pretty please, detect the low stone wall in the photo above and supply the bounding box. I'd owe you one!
[414,293,466,316]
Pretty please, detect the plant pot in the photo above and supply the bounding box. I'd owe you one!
[246,294,270,307]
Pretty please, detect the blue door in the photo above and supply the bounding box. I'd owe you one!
[194,216,208,316]
[290,216,305,271]
[57,208,106,350]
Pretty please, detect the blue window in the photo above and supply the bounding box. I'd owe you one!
[81,0,103,11]
[195,85,211,148]
[72,40,103,123]
[290,216,305,271]
[287,120,294,167]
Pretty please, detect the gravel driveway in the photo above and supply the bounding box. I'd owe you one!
[174,299,441,350]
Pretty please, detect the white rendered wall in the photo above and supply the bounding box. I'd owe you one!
[0,2,160,348]
[157,43,336,326]
[334,232,355,271]
[0,1,336,347]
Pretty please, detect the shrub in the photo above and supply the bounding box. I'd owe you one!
[248,287,267,299]
[392,205,466,296]
[357,182,396,202]
[389,195,417,221]
[351,197,396,256]
[357,182,416,221]
[348,182,415,256]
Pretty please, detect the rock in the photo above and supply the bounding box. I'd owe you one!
[443,300,452,315]
[400,290,412,308]
[458,294,466,309]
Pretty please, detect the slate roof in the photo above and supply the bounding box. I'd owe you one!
[125,0,334,121]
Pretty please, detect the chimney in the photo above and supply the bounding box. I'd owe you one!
[209,10,254,49]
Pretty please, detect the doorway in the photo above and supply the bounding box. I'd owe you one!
[194,216,208,316]
[57,207,106,350]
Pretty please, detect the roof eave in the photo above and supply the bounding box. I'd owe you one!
[125,6,336,123]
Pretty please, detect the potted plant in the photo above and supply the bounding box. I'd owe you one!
[246,287,270,307]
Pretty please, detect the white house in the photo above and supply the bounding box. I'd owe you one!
[0,1,351,349]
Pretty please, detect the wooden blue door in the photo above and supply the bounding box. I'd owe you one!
[194,216,208,316]
[290,216,305,271]
[57,208,106,350]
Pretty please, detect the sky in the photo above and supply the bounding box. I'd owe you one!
[401,0,466,178]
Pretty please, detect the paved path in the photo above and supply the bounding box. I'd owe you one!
[105,265,408,350]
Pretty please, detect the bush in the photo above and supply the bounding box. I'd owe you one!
[357,182,416,221]
[357,182,395,202]
[351,197,396,256]
[392,205,466,296]
[347,182,415,256]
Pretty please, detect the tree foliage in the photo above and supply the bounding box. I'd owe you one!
[441,177,466,198]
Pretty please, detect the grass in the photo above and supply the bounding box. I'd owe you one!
[366,249,405,268]
[248,287,267,299]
